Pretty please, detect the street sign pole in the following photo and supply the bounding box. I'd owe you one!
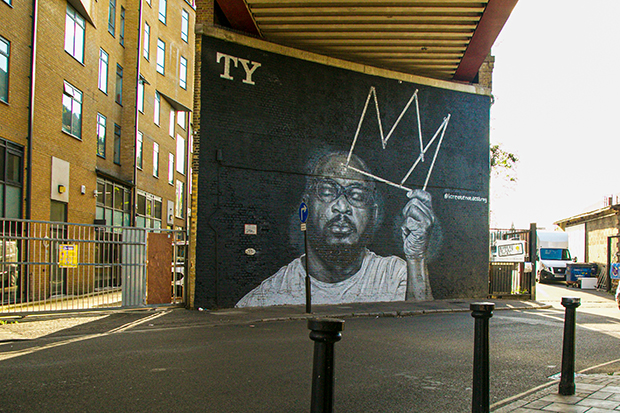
[300,202,311,314]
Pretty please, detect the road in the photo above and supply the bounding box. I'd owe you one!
[0,283,619,413]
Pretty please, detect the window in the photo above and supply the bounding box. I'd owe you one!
[153,142,159,177]
[176,136,185,174]
[177,111,186,129]
[0,37,9,103]
[96,178,131,227]
[97,113,106,158]
[136,191,162,228]
[0,139,24,218]
[156,39,165,75]
[98,49,108,93]
[62,82,82,138]
[115,64,123,104]
[50,201,67,223]
[154,92,160,125]
[158,0,166,24]
[65,5,85,63]
[136,131,143,169]
[137,80,144,113]
[119,7,125,46]
[175,180,184,218]
[179,56,187,89]
[181,9,189,42]
[108,0,116,36]
[168,110,175,136]
[113,124,121,164]
[143,23,150,60]
[168,153,174,184]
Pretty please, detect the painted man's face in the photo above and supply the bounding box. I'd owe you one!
[308,155,376,251]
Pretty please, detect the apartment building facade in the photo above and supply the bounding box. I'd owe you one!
[0,0,195,230]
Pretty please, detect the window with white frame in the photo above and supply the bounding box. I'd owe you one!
[115,64,123,104]
[181,9,189,42]
[113,124,121,164]
[108,0,116,36]
[179,56,187,89]
[176,135,185,174]
[153,142,159,177]
[143,23,150,60]
[156,39,165,74]
[62,82,82,138]
[97,113,106,158]
[137,80,144,113]
[0,37,9,103]
[119,7,125,46]
[96,178,131,227]
[158,0,167,24]
[98,49,108,93]
[175,180,184,218]
[136,190,162,228]
[177,111,186,129]
[136,131,143,169]
[168,109,175,136]
[64,5,85,63]
[154,92,161,125]
[168,153,174,184]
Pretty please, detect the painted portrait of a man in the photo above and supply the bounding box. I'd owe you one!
[236,151,436,307]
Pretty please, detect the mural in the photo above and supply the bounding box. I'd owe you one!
[196,34,491,309]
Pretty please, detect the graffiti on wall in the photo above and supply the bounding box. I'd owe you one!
[197,35,491,309]
[236,85,451,307]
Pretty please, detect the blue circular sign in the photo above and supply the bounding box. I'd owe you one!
[299,202,309,223]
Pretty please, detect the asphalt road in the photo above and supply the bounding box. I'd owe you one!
[1,286,619,412]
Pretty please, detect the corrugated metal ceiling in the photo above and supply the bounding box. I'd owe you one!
[216,0,518,83]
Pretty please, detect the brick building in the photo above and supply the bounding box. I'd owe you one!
[555,196,620,290]
[0,0,195,230]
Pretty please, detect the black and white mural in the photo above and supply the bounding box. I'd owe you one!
[196,34,491,309]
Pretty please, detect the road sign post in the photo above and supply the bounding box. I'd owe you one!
[300,202,311,314]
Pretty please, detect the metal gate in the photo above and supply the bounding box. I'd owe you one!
[489,262,533,299]
[0,219,186,315]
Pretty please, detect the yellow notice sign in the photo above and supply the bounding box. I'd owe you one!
[59,244,78,268]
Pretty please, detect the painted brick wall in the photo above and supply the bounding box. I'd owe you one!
[195,34,491,308]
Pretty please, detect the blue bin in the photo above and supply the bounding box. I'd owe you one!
[566,263,598,283]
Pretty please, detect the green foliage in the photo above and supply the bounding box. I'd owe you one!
[490,144,519,182]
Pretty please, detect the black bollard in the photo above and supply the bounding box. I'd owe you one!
[471,302,494,413]
[308,318,344,413]
[559,296,581,395]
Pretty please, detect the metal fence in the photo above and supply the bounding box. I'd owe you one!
[489,262,533,299]
[0,219,186,315]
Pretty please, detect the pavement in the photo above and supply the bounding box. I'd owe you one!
[1,285,620,412]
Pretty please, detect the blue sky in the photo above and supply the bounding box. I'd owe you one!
[489,0,620,229]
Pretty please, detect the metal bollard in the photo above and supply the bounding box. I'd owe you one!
[308,318,344,413]
[471,302,495,413]
[559,296,581,395]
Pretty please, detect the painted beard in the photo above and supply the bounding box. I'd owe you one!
[309,214,371,266]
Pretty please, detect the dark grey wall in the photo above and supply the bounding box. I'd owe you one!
[196,35,491,308]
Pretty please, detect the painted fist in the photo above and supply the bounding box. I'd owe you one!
[401,189,435,260]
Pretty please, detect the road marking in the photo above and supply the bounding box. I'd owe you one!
[0,310,171,362]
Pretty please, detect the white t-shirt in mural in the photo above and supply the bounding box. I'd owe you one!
[235,249,407,307]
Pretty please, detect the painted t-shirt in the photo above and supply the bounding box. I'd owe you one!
[235,249,407,307]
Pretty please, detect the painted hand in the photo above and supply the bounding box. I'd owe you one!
[401,189,435,260]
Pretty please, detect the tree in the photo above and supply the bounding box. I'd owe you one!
[490,143,518,182]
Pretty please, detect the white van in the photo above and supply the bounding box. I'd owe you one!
[536,231,573,282]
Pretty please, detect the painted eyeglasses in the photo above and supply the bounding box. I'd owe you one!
[313,179,374,208]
